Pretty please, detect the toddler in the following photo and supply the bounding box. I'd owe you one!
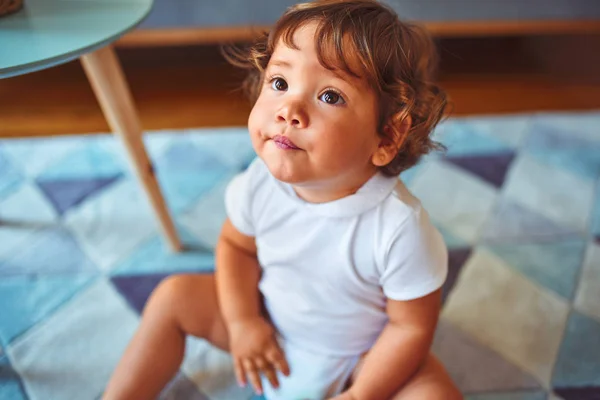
[103,0,461,399]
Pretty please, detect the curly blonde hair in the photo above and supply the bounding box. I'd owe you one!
[225,0,448,175]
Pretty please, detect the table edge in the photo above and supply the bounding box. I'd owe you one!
[0,3,153,79]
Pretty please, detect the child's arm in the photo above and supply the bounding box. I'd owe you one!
[344,289,442,400]
[215,218,290,395]
[215,218,262,323]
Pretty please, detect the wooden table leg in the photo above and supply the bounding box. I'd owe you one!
[80,45,182,252]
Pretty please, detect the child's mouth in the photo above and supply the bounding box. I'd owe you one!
[273,135,300,150]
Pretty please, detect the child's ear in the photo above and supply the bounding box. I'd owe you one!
[371,116,412,167]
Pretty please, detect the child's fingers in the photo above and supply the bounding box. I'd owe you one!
[265,345,290,376]
[234,358,246,387]
[242,358,263,395]
[255,356,279,389]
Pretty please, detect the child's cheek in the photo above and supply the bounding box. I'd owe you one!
[247,103,262,136]
[247,109,265,155]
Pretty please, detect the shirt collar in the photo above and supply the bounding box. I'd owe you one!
[272,169,398,218]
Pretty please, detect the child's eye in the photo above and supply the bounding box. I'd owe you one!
[319,90,345,105]
[271,77,288,91]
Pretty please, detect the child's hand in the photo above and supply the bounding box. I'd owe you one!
[228,317,290,395]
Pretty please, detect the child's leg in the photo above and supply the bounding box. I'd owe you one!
[102,274,229,400]
[390,354,461,399]
[350,353,462,399]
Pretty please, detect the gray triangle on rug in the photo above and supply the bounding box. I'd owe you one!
[480,198,581,244]
[36,174,122,215]
[432,319,541,394]
[442,248,472,305]
[110,273,172,315]
[444,151,515,189]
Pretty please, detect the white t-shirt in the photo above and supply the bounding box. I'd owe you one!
[225,158,448,357]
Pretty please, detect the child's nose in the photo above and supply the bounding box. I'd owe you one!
[276,100,308,128]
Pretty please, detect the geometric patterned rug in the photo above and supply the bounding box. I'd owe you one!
[1,111,599,400]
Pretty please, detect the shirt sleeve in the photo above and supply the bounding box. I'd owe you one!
[224,159,260,237]
[379,209,448,301]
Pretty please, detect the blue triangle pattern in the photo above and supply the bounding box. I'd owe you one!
[0,273,97,346]
[0,353,26,400]
[0,227,98,276]
[400,162,425,187]
[480,199,580,244]
[0,150,23,200]
[186,128,256,171]
[0,352,20,381]
[37,174,122,215]
[156,139,230,173]
[442,248,472,305]
[0,379,27,400]
[485,239,586,300]
[157,168,233,214]
[553,311,600,388]
[436,121,512,156]
[433,320,541,394]
[37,142,125,180]
[437,225,470,249]
[0,113,599,399]
[454,115,530,149]
[524,123,600,181]
[444,151,515,188]
[111,226,214,276]
[111,273,171,315]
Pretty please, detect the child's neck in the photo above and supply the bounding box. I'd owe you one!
[291,167,378,204]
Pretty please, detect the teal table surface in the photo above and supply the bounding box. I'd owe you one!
[0,0,153,79]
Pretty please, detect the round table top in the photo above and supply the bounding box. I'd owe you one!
[0,0,152,79]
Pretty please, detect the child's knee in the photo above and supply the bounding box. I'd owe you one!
[393,379,462,400]
[146,275,191,313]
[393,355,462,400]
[144,274,225,342]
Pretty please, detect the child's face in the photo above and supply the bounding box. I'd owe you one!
[248,22,384,191]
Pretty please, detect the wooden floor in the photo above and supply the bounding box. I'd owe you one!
[1,35,599,138]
